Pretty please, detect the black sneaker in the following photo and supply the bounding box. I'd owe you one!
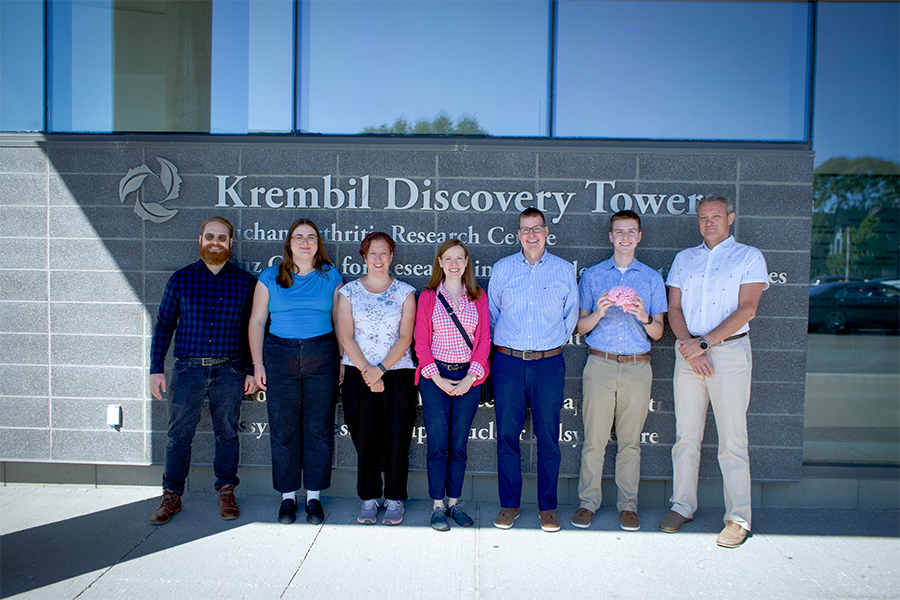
[278,499,297,524]
[306,499,325,525]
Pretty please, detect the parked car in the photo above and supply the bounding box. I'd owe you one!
[808,281,900,334]
[809,275,865,287]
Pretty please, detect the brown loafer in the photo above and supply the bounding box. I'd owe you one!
[217,484,240,520]
[571,507,594,529]
[716,521,748,548]
[658,510,692,533]
[150,489,182,525]
[493,507,520,529]
[539,509,561,532]
[620,510,641,531]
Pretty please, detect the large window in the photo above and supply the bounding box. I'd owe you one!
[0,0,44,131]
[805,1,900,465]
[554,0,811,140]
[297,0,550,136]
[9,0,819,140]
[46,0,292,133]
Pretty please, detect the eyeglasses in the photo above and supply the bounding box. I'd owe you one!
[203,233,229,243]
[518,225,545,235]
[292,234,318,244]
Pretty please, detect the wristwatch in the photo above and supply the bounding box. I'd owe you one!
[470,374,478,383]
[644,313,653,325]
[698,337,710,351]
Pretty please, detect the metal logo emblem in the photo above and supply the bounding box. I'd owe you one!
[118,157,181,223]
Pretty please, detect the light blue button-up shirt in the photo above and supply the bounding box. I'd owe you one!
[488,250,579,351]
[579,257,667,354]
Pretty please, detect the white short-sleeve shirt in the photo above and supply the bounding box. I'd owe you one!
[339,278,416,369]
[666,236,769,337]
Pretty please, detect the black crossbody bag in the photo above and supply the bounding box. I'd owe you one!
[435,293,493,404]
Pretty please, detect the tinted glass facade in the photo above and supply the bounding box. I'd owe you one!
[0,1,897,474]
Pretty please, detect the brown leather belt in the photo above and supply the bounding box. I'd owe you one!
[496,346,562,361]
[589,349,651,363]
[722,333,747,343]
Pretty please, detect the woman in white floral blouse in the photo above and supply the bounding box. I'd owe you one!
[336,232,417,526]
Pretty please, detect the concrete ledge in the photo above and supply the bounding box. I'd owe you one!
[3,462,897,510]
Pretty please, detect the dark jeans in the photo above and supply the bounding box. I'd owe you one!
[493,351,565,511]
[264,333,340,493]
[419,363,481,500]
[342,367,416,501]
[162,358,245,495]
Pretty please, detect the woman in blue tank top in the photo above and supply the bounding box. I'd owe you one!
[249,218,343,525]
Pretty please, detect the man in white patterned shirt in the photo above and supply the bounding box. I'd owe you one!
[659,195,769,548]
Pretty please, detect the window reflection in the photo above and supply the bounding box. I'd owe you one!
[0,0,44,131]
[555,0,811,140]
[805,2,900,465]
[47,0,292,133]
[298,0,549,136]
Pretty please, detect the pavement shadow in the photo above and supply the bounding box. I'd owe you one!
[0,495,250,598]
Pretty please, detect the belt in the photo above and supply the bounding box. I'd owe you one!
[589,349,651,363]
[435,360,469,372]
[496,346,562,361]
[722,333,747,343]
[177,357,233,366]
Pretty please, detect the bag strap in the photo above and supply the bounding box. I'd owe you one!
[436,293,474,350]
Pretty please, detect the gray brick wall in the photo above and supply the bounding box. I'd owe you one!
[0,138,812,481]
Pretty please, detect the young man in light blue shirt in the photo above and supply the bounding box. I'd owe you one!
[488,207,579,532]
[571,210,666,531]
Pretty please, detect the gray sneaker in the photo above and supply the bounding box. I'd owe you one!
[357,499,379,525]
[382,499,404,525]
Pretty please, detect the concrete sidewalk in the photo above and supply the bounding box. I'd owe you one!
[1,486,898,600]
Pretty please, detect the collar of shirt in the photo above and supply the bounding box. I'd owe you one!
[437,281,472,310]
[701,235,736,253]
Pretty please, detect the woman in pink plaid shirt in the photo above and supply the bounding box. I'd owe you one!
[414,240,492,531]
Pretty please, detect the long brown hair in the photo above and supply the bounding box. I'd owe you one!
[424,239,481,300]
[277,218,332,288]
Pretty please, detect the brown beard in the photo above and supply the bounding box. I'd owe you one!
[200,244,231,266]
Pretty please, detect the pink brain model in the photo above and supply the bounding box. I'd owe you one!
[607,286,637,308]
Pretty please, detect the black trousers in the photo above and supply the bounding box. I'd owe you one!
[341,367,416,501]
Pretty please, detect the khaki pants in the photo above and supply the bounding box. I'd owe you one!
[577,354,651,513]
[670,335,753,530]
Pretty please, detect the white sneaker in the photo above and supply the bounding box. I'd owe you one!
[382,499,404,525]
[358,499,379,524]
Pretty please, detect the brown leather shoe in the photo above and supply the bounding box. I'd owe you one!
[493,507,520,529]
[620,510,641,531]
[150,489,182,525]
[658,510,692,533]
[716,521,748,548]
[217,484,240,520]
[539,509,561,532]
[571,507,594,529]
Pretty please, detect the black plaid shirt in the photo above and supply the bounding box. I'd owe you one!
[151,260,257,374]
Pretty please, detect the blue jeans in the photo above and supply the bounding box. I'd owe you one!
[162,358,245,494]
[264,333,340,493]
[419,362,481,500]
[493,351,565,511]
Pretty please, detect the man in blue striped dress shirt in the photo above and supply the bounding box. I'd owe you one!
[488,207,579,532]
